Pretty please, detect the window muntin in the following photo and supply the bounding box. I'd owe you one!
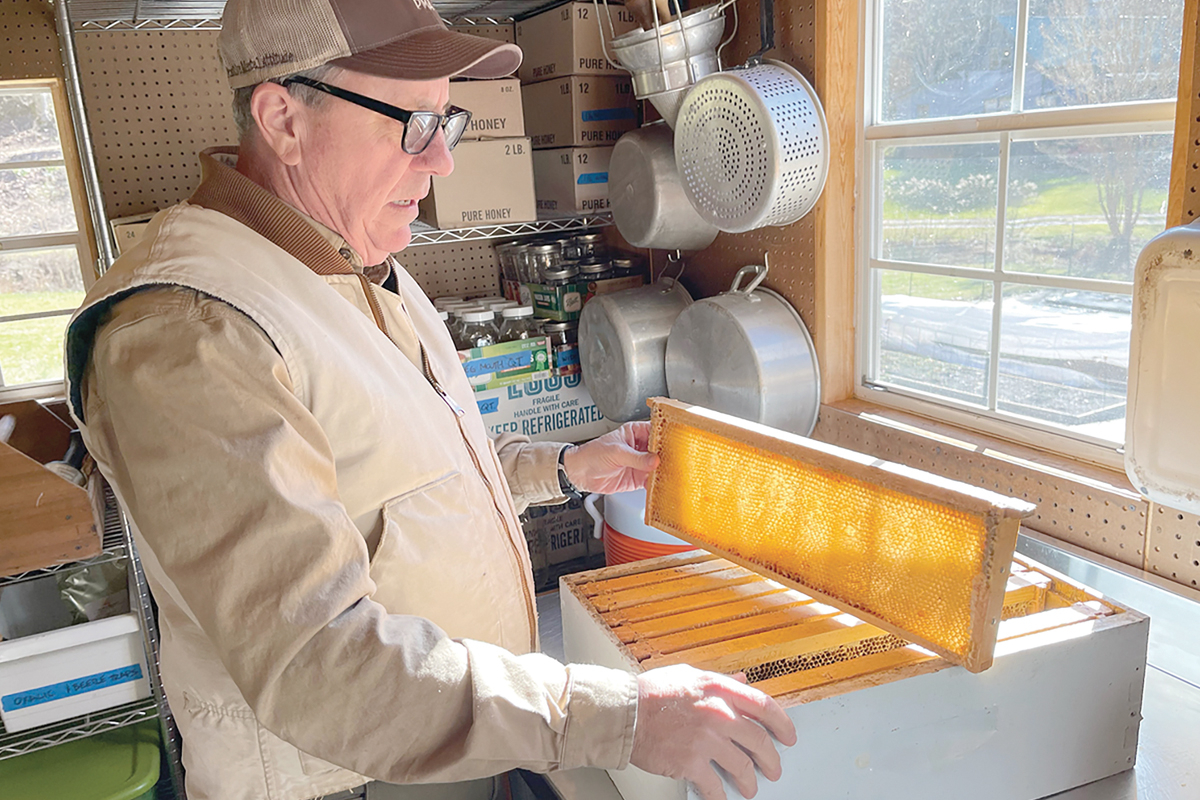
[863,0,1183,452]
[0,83,90,393]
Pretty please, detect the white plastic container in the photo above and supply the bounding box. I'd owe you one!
[0,612,150,732]
[584,488,692,565]
[1126,221,1200,514]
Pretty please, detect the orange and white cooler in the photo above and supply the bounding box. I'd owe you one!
[585,489,694,566]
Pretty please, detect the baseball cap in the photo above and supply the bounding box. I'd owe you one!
[219,0,523,90]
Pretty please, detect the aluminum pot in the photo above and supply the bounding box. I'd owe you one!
[579,274,693,422]
[609,125,719,251]
[665,259,820,434]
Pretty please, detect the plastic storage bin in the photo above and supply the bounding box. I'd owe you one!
[0,720,160,799]
[0,612,150,733]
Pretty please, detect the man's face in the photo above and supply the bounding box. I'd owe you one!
[296,70,454,264]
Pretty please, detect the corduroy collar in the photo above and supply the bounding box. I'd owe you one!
[190,147,356,276]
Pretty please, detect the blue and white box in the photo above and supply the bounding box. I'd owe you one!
[0,613,150,733]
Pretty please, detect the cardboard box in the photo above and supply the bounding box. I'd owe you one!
[522,76,636,149]
[109,212,155,255]
[450,78,525,140]
[521,496,604,591]
[532,147,614,215]
[457,336,553,391]
[529,282,583,321]
[515,1,637,83]
[449,23,515,44]
[474,373,620,442]
[419,138,537,229]
[581,274,645,305]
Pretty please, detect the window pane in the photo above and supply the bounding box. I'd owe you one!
[1024,0,1183,111]
[880,0,1018,122]
[0,165,78,237]
[0,314,70,386]
[876,270,994,405]
[0,247,85,317]
[997,286,1129,441]
[881,142,999,269]
[0,89,63,164]
[1004,135,1171,283]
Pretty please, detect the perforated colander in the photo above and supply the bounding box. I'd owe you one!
[674,59,828,232]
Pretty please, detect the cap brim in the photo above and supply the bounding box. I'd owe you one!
[332,27,522,81]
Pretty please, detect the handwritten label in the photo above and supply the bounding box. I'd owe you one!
[2,664,143,712]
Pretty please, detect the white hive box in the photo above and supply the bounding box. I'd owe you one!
[561,552,1148,800]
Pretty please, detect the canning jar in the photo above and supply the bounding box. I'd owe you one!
[498,306,541,342]
[543,320,581,376]
[577,257,614,282]
[494,241,521,283]
[571,232,609,261]
[540,262,579,286]
[526,242,564,282]
[459,310,500,349]
[610,255,646,279]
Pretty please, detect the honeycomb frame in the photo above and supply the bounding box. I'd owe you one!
[644,399,1037,672]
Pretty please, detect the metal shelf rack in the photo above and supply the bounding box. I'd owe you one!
[0,483,185,799]
[409,214,612,246]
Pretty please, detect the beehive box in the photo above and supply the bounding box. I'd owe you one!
[562,552,1148,800]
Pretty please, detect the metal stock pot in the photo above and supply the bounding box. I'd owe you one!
[579,264,693,422]
[665,258,820,435]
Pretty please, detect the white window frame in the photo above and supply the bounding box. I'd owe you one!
[855,0,1178,470]
[0,79,93,401]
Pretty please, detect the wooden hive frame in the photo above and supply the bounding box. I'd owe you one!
[644,398,1037,672]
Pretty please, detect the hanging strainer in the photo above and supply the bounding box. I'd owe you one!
[672,0,829,232]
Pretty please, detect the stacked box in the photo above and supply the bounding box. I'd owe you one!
[516,1,637,217]
[419,78,536,229]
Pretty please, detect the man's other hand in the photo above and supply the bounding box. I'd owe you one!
[562,422,659,494]
[630,665,797,800]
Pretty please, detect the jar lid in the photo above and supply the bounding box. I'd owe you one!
[528,242,563,254]
[433,296,464,308]
[438,310,449,320]
[451,304,486,317]
[574,232,606,244]
[578,258,611,275]
[502,305,534,318]
[487,299,518,311]
[542,320,579,332]
[542,264,579,280]
[610,256,640,269]
[462,310,495,323]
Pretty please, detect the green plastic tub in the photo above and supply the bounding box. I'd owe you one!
[0,720,160,799]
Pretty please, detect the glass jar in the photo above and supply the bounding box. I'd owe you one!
[540,262,579,286]
[526,242,564,282]
[494,241,522,283]
[572,232,609,261]
[610,255,645,278]
[448,304,486,348]
[499,305,541,342]
[543,320,580,376]
[459,310,500,349]
[577,257,613,282]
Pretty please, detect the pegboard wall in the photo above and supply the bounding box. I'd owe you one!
[2,0,65,80]
[74,30,237,219]
[683,0,819,332]
[399,240,503,299]
[813,401,1200,591]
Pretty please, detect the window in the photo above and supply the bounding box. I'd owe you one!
[860,0,1183,459]
[0,82,91,394]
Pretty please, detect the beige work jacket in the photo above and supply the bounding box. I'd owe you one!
[64,149,637,800]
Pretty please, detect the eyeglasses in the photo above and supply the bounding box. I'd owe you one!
[280,75,472,155]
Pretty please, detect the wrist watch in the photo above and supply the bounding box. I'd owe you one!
[557,445,580,498]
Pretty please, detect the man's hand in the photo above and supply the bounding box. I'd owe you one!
[562,422,659,494]
[631,665,797,800]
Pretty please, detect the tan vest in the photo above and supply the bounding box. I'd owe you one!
[66,182,537,800]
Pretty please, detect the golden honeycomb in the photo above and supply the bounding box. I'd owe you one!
[645,399,1035,672]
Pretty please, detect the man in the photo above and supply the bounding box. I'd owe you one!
[64,0,796,798]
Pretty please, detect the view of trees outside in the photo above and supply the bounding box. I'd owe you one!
[872,0,1182,442]
[0,88,84,387]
